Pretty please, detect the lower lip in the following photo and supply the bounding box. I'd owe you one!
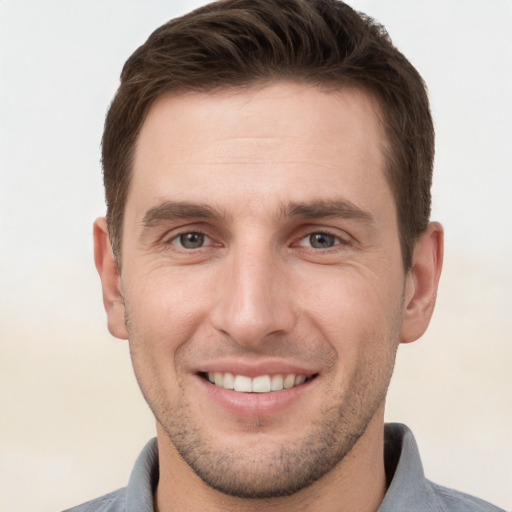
[196,375,316,417]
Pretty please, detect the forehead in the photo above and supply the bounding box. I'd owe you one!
[128,82,392,222]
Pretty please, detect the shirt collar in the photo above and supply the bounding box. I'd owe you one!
[378,423,434,511]
[124,423,430,512]
[126,438,159,512]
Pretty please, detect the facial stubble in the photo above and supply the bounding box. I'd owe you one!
[125,300,402,500]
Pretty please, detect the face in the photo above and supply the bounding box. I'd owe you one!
[97,83,433,498]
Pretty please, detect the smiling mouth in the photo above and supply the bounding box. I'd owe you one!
[200,372,318,393]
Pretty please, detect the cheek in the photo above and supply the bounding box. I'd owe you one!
[126,266,214,337]
[307,273,403,407]
[124,283,194,409]
[297,266,404,356]
[122,271,215,396]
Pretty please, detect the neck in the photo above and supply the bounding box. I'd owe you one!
[155,408,387,512]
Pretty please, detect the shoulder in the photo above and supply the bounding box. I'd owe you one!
[382,424,507,512]
[60,438,158,512]
[427,481,507,512]
[61,487,127,512]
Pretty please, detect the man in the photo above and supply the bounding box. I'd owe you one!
[65,1,505,511]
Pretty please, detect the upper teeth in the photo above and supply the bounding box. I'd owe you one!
[207,372,308,393]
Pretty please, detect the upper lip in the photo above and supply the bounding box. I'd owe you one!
[194,358,320,378]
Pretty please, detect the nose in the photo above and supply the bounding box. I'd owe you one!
[210,242,296,347]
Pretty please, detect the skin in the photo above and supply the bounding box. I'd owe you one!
[94,83,443,512]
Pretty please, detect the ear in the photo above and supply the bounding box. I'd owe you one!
[400,222,444,344]
[93,217,128,340]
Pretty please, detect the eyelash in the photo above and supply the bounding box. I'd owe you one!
[163,228,348,253]
[296,230,346,250]
[165,230,212,250]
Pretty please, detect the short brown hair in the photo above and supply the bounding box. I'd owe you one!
[102,0,434,269]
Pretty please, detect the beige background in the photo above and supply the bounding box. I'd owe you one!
[1,1,511,511]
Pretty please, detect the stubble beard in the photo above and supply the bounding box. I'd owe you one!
[130,349,398,499]
[126,303,402,499]
[158,376,391,499]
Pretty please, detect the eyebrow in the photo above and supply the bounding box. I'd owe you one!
[140,198,374,230]
[141,201,224,229]
[281,199,374,223]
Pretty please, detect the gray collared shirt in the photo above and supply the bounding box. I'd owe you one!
[62,423,506,512]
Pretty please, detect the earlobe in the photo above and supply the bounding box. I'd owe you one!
[93,217,128,340]
[400,222,444,344]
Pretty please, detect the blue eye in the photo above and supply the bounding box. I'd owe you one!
[176,232,206,249]
[305,233,338,249]
[296,232,341,249]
